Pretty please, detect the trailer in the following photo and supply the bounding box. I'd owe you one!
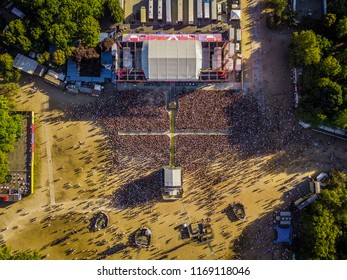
[229,43,235,57]
[197,0,203,19]
[204,0,210,19]
[166,0,172,24]
[236,29,242,42]
[217,3,222,14]
[149,0,154,20]
[140,6,146,24]
[178,0,183,23]
[189,0,194,24]
[229,28,235,41]
[158,0,163,21]
[235,58,242,71]
[211,0,217,21]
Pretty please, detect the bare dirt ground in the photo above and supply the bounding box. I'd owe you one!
[1,0,347,260]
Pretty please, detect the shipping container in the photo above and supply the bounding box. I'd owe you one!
[166,0,172,23]
[197,0,203,19]
[204,0,210,19]
[149,0,153,20]
[158,0,163,21]
[140,6,146,24]
[189,0,194,24]
[211,0,217,20]
[178,0,183,22]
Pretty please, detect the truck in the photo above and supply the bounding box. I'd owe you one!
[189,0,194,24]
[148,0,153,20]
[178,0,183,23]
[140,6,146,24]
[166,0,172,24]
[197,0,203,19]
[158,0,163,21]
[211,0,217,21]
[204,0,210,19]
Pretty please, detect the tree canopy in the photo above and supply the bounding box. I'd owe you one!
[0,95,22,183]
[52,50,66,66]
[1,19,32,52]
[290,30,322,66]
[108,0,124,23]
[0,54,21,82]
[2,0,124,54]
[299,170,347,260]
[0,244,41,260]
[291,9,347,128]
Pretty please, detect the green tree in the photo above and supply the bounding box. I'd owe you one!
[301,205,340,259]
[1,19,32,52]
[0,95,22,154]
[336,17,347,38]
[323,13,337,28]
[80,16,101,47]
[317,78,343,113]
[299,170,347,260]
[290,30,322,66]
[0,244,41,260]
[0,151,9,184]
[52,50,66,66]
[0,54,21,82]
[0,83,20,98]
[319,56,342,77]
[108,0,124,23]
[47,24,71,50]
[37,52,51,65]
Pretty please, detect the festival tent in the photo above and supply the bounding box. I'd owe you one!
[274,225,292,245]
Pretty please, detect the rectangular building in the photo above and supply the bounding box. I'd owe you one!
[204,0,210,19]
[189,0,194,24]
[197,0,203,19]
[178,0,183,22]
[211,0,217,21]
[148,0,154,20]
[166,0,172,23]
[158,0,163,21]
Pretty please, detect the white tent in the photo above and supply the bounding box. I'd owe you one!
[230,10,241,21]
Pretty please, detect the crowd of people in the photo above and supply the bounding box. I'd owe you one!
[66,87,313,207]
[176,89,238,130]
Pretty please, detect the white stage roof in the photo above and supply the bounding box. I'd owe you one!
[141,40,202,80]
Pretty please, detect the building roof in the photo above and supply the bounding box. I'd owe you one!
[163,167,182,187]
[11,7,25,18]
[13,54,39,75]
[141,40,202,80]
[101,51,112,65]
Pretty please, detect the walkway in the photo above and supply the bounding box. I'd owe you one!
[41,94,55,205]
